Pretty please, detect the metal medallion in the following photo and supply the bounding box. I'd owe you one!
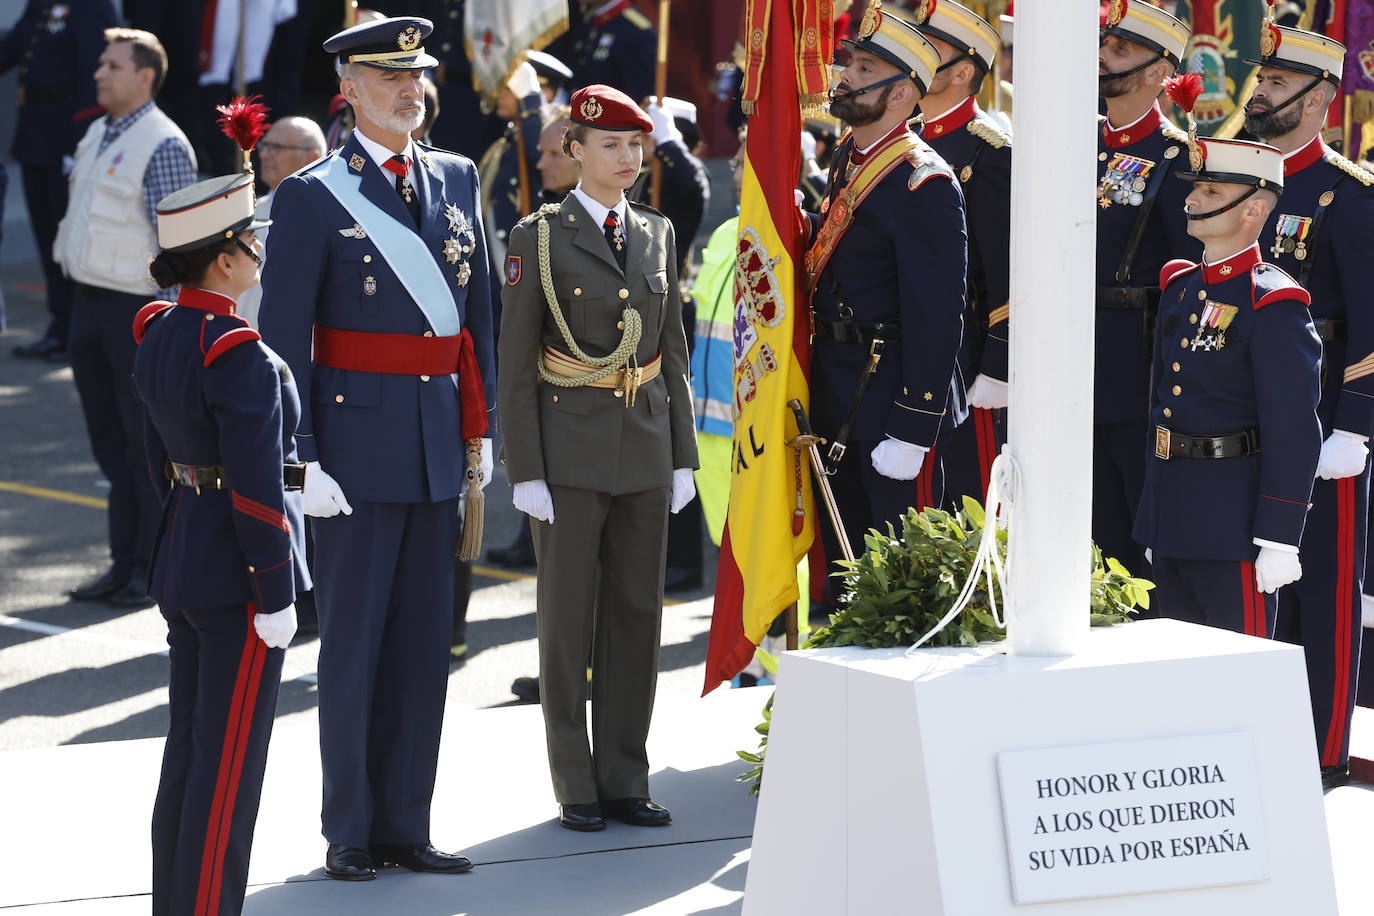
[363,275,377,296]
[1132,178,1146,193]
[1282,237,1296,253]
[1129,192,1143,206]
[1319,190,1335,207]
[1294,247,1308,261]
[456,261,472,287]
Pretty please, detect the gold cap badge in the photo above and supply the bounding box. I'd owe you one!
[580,96,604,122]
[398,27,421,51]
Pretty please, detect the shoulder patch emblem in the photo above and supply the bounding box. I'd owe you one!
[968,119,1009,149]
[507,255,521,285]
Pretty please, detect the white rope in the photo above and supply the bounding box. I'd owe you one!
[904,445,1021,656]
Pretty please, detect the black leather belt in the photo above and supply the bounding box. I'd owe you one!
[17,87,73,106]
[76,283,116,302]
[1096,287,1161,310]
[168,461,307,491]
[1313,318,1345,342]
[812,316,902,344]
[1153,427,1260,460]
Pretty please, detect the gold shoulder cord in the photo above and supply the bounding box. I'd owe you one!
[533,213,645,390]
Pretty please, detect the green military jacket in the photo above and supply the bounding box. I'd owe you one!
[497,192,698,494]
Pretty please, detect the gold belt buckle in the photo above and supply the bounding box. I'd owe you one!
[1154,426,1171,460]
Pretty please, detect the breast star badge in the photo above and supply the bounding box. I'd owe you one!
[444,203,472,236]
[444,237,462,264]
[456,261,471,287]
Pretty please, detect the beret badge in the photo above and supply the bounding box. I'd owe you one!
[580,95,604,122]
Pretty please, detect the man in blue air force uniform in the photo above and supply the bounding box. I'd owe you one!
[1241,21,1374,789]
[1134,134,1321,644]
[257,16,496,882]
[1093,1,1199,576]
[806,6,968,562]
[908,0,1011,512]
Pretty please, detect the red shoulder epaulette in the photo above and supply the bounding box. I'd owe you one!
[1159,259,1198,291]
[203,326,262,366]
[1251,263,1310,310]
[132,301,175,344]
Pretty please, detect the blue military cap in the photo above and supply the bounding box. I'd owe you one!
[323,16,439,71]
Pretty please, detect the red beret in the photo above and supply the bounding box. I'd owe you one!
[569,84,653,133]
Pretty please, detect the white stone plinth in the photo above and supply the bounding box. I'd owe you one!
[743,619,1335,915]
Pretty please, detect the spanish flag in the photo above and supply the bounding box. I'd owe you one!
[702,0,830,695]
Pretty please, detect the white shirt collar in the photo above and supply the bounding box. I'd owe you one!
[571,184,627,229]
[352,125,416,180]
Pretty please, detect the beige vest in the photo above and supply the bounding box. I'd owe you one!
[54,106,191,295]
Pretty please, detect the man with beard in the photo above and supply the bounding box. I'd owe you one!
[806,7,967,564]
[257,16,496,880]
[1092,0,1197,578]
[1240,21,1374,790]
[907,0,1010,514]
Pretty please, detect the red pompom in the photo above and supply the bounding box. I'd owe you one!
[1163,73,1204,114]
[215,95,271,153]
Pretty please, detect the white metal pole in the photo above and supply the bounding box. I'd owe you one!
[1004,0,1098,656]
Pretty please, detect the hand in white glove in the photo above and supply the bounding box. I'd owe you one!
[254,603,297,649]
[513,479,555,523]
[967,374,1009,410]
[464,438,494,494]
[670,468,696,514]
[1316,430,1369,480]
[1145,547,1153,564]
[1254,541,1302,594]
[646,97,683,145]
[870,437,928,481]
[1363,593,1374,629]
[800,130,817,162]
[507,61,542,100]
[302,461,352,518]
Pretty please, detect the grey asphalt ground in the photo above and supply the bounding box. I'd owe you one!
[0,249,722,752]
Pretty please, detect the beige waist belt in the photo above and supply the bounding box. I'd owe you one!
[541,346,661,405]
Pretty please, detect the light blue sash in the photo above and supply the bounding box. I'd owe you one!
[313,156,460,336]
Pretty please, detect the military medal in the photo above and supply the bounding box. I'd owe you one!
[444,237,463,264]
[611,219,625,251]
[1319,190,1336,207]
[399,178,415,203]
[1098,153,1154,207]
[1190,300,1238,351]
[456,261,471,287]
[959,164,973,183]
[1271,214,1312,259]
[363,275,377,296]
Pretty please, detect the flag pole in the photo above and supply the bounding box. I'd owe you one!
[235,0,247,98]
[344,1,357,29]
[650,0,670,208]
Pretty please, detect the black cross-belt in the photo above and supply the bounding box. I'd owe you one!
[1153,427,1260,460]
[168,461,307,491]
[1095,286,1161,310]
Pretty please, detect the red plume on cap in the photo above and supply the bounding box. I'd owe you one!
[1163,72,1203,114]
[216,95,271,172]
[1164,73,1205,171]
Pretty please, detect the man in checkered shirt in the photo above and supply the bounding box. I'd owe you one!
[53,27,197,610]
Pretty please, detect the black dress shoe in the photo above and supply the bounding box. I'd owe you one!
[663,565,703,593]
[70,569,129,602]
[1321,764,1351,790]
[368,843,472,873]
[511,676,540,703]
[107,583,156,609]
[602,797,671,826]
[13,337,63,359]
[324,844,376,881]
[487,529,536,568]
[559,803,607,831]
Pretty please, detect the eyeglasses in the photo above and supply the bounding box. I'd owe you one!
[232,236,263,265]
[258,141,319,155]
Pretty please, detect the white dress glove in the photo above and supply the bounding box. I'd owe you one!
[967,374,1009,410]
[670,468,696,514]
[302,461,352,518]
[1316,430,1369,480]
[464,438,494,493]
[513,479,555,523]
[646,97,683,145]
[800,130,817,162]
[1253,541,1302,594]
[254,603,297,649]
[870,437,928,481]
[507,61,542,99]
[1363,593,1374,629]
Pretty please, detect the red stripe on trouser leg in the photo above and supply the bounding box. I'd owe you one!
[976,409,996,497]
[194,604,266,916]
[1252,571,1267,638]
[1323,477,1356,765]
[1240,562,1256,636]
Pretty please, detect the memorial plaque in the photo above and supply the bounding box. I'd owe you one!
[997,732,1267,903]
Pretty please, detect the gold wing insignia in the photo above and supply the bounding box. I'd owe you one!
[967,119,1009,150]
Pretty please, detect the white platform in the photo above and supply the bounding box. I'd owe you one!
[745,619,1342,915]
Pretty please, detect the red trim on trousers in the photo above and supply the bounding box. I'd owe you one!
[194,603,267,916]
[1323,476,1356,766]
[975,408,997,498]
[915,444,937,511]
[1239,562,1266,637]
